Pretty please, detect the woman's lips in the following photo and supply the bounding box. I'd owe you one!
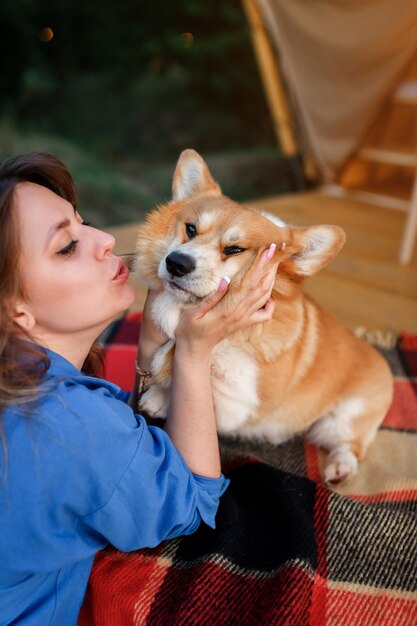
[113,259,130,281]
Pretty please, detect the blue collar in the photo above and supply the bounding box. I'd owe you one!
[43,346,124,397]
[44,348,86,378]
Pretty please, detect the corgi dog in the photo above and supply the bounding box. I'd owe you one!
[134,149,393,483]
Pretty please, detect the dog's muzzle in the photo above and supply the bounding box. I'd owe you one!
[165,251,196,277]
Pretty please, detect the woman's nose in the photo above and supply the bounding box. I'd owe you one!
[96,229,116,258]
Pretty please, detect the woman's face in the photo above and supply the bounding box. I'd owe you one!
[14,182,136,341]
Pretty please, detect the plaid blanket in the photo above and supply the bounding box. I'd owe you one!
[79,314,417,625]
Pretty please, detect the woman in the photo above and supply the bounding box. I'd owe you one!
[0,152,278,625]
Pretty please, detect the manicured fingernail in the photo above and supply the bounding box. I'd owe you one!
[266,243,277,260]
[218,275,231,292]
[280,241,287,251]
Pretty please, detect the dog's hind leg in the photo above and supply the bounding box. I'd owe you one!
[307,397,387,484]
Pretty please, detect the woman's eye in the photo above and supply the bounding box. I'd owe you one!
[82,220,91,227]
[57,240,79,257]
[224,246,246,256]
[185,223,197,239]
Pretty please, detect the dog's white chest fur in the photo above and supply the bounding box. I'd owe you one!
[152,292,182,338]
[140,294,259,433]
[210,339,259,433]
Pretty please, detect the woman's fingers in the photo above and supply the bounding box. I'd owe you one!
[248,297,276,325]
[247,243,277,288]
[193,243,278,320]
[191,275,230,319]
[236,260,279,317]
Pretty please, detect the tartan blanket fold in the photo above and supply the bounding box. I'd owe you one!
[79,315,417,626]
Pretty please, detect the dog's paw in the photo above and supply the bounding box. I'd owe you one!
[139,386,169,419]
[324,448,358,485]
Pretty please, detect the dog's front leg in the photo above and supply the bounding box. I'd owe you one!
[139,385,170,419]
[138,340,175,419]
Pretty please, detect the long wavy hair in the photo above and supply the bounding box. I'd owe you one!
[0,152,103,430]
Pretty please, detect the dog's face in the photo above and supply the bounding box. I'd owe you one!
[138,194,286,306]
[135,150,346,306]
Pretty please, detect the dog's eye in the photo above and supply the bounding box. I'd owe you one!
[185,223,197,239]
[224,246,246,256]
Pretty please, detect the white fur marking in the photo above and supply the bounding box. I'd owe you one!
[152,292,181,338]
[307,397,365,450]
[258,210,286,228]
[140,385,169,418]
[211,341,259,433]
[296,227,335,275]
[324,446,358,484]
[237,419,294,445]
[197,210,215,230]
[174,160,203,200]
[222,227,243,244]
[308,397,364,483]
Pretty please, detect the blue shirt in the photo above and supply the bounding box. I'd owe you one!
[0,348,228,626]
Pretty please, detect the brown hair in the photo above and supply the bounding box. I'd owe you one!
[0,152,103,427]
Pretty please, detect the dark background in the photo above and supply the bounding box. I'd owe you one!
[1,0,291,225]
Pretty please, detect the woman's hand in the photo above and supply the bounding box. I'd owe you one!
[175,243,279,361]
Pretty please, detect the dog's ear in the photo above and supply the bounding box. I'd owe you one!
[286,225,345,276]
[172,149,221,201]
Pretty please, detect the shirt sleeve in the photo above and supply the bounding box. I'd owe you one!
[42,380,229,552]
[78,422,229,550]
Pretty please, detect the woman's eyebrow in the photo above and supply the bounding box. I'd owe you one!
[45,218,72,249]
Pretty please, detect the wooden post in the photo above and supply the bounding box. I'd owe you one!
[242,0,308,189]
[242,0,298,158]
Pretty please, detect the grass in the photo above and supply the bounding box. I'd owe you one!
[0,119,292,227]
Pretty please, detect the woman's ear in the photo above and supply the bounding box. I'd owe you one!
[172,149,221,201]
[10,301,36,333]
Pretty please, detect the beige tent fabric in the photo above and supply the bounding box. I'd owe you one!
[259,0,417,181]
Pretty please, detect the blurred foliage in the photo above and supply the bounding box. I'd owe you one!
[0,0,293,226]
[0,120,291,227]
[0,0,277,161]
[0,120,155,224]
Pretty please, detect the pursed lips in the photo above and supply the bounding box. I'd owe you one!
[112,258,129,280]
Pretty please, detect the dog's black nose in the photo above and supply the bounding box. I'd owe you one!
[165,251,196,277]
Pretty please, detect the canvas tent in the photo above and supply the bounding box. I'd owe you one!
[243,0,417,263]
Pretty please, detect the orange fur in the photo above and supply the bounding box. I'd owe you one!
[134,150,393,483]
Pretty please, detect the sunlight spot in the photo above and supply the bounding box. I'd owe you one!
[39,27,54,43]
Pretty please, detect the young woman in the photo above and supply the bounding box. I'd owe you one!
[0,152,278,625]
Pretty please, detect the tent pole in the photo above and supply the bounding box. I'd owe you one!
[242,0,307,190]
